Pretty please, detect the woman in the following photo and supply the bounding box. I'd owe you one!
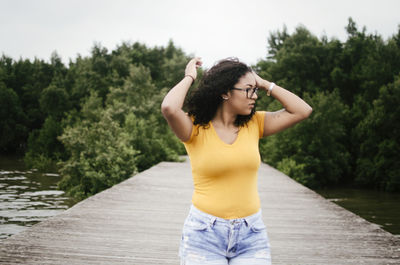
[161,57,312,265]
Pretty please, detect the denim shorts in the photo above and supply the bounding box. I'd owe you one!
[179,205,271,265]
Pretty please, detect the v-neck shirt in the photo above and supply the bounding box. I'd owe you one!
[183,111,266,219]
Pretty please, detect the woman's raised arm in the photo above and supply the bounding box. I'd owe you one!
[253,72,313,137]
[161,57,202,142]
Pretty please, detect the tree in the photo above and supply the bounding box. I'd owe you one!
[58,61,185,200]
[256,18,400,192]
[355,75,400,191]
[0,82,27,153]
[259,89,350,188]
[106,64,184,171]
[24,116,64,170]
[261,26,339,97]
[39,84,70,119]
[58,93,138,200]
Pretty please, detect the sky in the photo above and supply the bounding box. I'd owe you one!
[1,0,399,68]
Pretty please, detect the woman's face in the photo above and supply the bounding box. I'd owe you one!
[226,72,258,115]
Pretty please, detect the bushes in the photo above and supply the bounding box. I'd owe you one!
[57,63,185,200]
[276,158,312,186]
[58,103,139,200]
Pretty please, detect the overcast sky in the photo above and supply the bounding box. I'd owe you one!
[1,0,399,68]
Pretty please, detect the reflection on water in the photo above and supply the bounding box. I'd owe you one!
[0,156,76,240]
[316,187,400,236]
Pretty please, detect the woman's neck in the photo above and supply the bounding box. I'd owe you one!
[212,106,237,128]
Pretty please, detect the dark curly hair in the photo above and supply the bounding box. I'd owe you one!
[185,58,256,128]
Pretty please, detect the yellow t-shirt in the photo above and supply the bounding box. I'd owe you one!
[183,111,266,219]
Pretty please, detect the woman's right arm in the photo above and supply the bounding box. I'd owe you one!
[161,57,202,142]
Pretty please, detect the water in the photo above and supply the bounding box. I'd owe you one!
[316,187,400,235]
[0,156,76,240]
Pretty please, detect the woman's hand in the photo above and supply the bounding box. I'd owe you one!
[185,57,202,80]
[161,58,201,142]
[251,71,313,137]
[252,71,270,91]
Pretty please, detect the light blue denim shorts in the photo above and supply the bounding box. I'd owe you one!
[179,205,271,265]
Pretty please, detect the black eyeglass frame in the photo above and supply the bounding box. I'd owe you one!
[230,87,259,98]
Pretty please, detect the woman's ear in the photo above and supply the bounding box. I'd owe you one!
[221,91,230,100]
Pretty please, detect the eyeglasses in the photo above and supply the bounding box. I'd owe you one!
[231,87,259,98]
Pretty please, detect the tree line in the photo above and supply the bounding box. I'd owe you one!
[256,18,400,192]
[1,18,399,200]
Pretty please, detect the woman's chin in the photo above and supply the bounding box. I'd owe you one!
[238,110,253,116]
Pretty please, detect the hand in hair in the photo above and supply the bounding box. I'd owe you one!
[252,71,270,91]
[185,57,202,80]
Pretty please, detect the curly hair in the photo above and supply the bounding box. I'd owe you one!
[185,58,256,128]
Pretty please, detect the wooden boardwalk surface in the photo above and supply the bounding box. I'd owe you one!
[1,158,399,264]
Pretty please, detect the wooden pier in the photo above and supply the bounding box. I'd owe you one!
[1,158,399,264]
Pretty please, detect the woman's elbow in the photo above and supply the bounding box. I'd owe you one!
[302,106,313,119]
[161,103,177,118]
[161,103,171,117]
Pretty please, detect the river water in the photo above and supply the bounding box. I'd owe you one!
[316,188,400,236]
[0,156,76,240]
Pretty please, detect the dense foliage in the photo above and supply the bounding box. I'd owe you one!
[1,41,188,200]
[1,18,399,199]
[256,18,400,191]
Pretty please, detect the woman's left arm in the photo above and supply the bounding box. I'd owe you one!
[254,73,313,137]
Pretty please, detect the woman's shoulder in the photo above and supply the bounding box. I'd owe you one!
[248,111,266,138]
[251,111,266,124]
[182,114,209,145]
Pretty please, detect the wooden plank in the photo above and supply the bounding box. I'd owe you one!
[1,158,399,264]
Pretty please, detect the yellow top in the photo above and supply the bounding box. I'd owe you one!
[183,111,266,219]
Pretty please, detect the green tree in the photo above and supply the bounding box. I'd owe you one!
[260,89,350,188]
[106,64,184,170]
[58,93,138,200]
[335,18,400,106]
[355,75,400,191]
[24,116,64,170]
[0,82,27,153]
[58,60,185,200]
[261,26,338,97]
[39,84,70,118]
[0,55,65,155]
[256,18,400,192]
